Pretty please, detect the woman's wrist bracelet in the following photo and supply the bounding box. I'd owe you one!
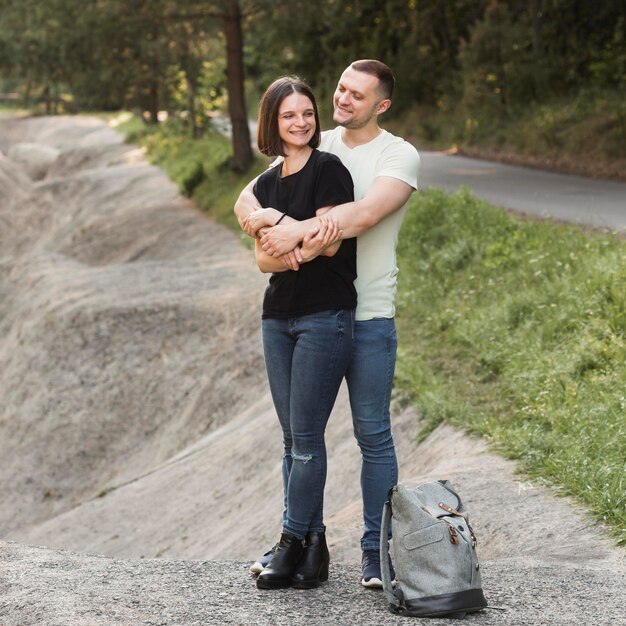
[275,212,287,226]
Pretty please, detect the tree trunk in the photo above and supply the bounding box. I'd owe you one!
[187,77,203,139]
[222,0,252,171]
[43,85,51,115]
[149,83,159,124]
[530,0,543,58]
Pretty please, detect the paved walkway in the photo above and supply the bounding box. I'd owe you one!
[1,542,624,626]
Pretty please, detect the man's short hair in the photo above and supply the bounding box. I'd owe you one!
[350,59,395,100]
[256,76,321,157]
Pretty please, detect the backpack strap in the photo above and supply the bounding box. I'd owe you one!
[380,498,399,610]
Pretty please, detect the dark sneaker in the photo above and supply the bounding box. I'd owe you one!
[361,549,395,588]
[249,544,278,575]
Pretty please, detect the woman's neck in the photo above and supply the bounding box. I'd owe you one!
[282,145,313,177]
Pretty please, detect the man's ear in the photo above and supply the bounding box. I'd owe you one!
[376,99,391,115]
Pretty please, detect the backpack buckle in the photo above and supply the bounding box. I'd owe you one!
[448,524,459,544]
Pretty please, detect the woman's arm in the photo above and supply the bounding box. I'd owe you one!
[299,210,342,262]
[255,239,290,273]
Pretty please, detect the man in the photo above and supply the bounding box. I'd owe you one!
[234,59,420,588]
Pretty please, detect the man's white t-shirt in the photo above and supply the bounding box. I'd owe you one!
[320,127,420,321]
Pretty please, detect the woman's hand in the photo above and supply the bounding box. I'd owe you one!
[300,215,342,262]
[242,207,282,238]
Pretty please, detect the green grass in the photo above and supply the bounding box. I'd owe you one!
[395,187,625,544]
[117,119,626,546]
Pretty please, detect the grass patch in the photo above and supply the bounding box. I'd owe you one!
[117,119,626,545]
[395,187,625,544]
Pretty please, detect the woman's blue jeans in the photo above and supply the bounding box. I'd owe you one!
[345,317,399,552]
[262,309,354,539]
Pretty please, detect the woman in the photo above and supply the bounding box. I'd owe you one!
[241,76,356,590]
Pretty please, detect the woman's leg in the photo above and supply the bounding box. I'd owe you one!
[261,317,295,527]
[282,309,354,538]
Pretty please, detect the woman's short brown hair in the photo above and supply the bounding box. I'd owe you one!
[256,76,321,157]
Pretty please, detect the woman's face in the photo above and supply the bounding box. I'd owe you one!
[277,92,316,153]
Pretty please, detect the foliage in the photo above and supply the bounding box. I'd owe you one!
[395,187,626,544]
[2,0,622,120]
[246,0,487,114]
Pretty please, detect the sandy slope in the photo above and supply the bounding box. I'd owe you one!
[0,115,623,624]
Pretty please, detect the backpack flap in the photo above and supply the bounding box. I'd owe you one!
[413,480,464,520]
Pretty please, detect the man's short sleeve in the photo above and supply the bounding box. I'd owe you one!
[376,140,420,190]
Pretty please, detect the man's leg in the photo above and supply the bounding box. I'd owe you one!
[345,317,398,586]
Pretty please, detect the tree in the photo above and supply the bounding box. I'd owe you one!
[221,0,252,170]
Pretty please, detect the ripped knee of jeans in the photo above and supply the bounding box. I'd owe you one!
[292,450,313,464]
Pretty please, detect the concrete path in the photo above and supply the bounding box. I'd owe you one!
[420,151,626,232]
[1,541,624,626]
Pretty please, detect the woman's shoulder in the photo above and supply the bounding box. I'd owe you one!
[313,149,344,167]
[311,150,350,178]
[255,161,281,187]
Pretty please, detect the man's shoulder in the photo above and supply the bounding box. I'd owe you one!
[319,127,342,150]
[378,130,419,157]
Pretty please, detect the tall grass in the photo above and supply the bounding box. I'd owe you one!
[120,118,626,545]
[395,188,625,544]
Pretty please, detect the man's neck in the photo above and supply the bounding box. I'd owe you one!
[341,124,383,149]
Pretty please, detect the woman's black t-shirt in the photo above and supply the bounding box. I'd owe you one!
[253,150,357,319]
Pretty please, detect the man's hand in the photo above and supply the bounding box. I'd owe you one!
[242,207,282,238]
[260,220,307,257]
[300,216,342,262]
[278,249,302,271]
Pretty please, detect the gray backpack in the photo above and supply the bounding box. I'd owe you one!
[380,480,487,618]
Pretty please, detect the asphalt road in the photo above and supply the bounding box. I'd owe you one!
[420,151,626,232]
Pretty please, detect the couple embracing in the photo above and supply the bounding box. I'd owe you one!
[234,59,420,591]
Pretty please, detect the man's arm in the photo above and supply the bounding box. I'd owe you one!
[260,176,415,257]
[234,177,261,229]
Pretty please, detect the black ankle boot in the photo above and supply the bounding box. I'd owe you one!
[291,531,330,589]
[256,533,303,590]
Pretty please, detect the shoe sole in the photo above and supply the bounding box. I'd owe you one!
[292,571,329,590]
[256,578,292,590]
[361,577,397,589]
[249,562,264,575]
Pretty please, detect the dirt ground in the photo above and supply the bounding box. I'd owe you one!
[0,115,623,625]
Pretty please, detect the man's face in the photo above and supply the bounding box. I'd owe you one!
[332,67,387,129]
